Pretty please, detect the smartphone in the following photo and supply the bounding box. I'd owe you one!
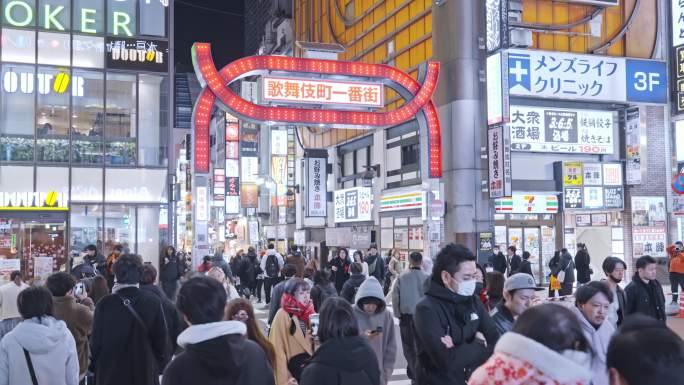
[310,313,319,336]
[370,326,383,335]
[74,282,86,297]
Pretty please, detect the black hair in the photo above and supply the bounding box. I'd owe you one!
[575,281,614,306]
[409,251,423,264]
[512,303,592,354]
[248,246,255,253]
[522,251,531,260]
[353,250,363,261]
[602,256,627,275]
[486,271,505,299]
[313,270,330,285]
[475,263,487,287]
[46,272,77,297]
[350,262,363,274]
[338,248,349,259]
[607,320,684,385]
[291,245,298,252]
[84,244,97,252]
[431,243,477,285]
[508,246,517,253]
[140,264,158,285]
[635,255,657,270]
[113,245,123,252]
[203,255,212,262]
[17,286,54,320]
[176,276,227,324]
[677,241,684,246]
[285,277,311,296]
[112,254,144,284]
[318,297,359,344]
[561,248,568,254]
[10,271,21,281]
[282,264,297,278]
[368,243,377,250]
[268,244,275,250]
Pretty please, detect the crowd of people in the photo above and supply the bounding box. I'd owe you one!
[0,241,680,385]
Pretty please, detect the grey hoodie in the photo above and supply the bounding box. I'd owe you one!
[353,277,397,385]
[571,306,615,385]
[0,316,79,385]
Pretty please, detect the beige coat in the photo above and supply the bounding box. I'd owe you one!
[268,308,313,385]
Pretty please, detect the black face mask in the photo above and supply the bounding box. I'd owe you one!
[475,282,484,294]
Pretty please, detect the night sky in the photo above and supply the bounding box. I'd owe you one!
[174,0,245,72]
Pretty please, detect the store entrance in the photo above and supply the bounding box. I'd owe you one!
[0,212,67,283]
[564,212,623,281]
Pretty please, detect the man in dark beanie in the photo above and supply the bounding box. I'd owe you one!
[89,254,168,385]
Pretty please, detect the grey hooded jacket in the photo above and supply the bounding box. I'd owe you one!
[353,277,397,385]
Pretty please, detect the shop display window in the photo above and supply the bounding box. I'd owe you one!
[72,35,105,68]
[105,204,135,255]
[73,0,103,34]
[140,0,166,37]
[2,0,36,28]
[138,74,168,167]
[1,63,35,162]
[1,28,36,63]
[71,69,104,164]
[106,0,136,37]
[37,31,69,65]
[70,204,103,254]
[105,72,136,165]
[36,66,70,162]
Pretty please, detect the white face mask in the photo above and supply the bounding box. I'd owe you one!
[456,279,477,297]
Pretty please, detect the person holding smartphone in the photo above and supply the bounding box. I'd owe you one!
[352,276,396,385]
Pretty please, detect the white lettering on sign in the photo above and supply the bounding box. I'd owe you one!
[0,192,68,210]
[262,76,384,108]
[3,71,84,97]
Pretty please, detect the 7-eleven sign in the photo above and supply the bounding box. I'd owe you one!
[495,194,558,214]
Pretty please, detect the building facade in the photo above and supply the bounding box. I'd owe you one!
[0,0,173,280]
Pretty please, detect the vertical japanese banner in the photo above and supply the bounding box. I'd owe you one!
[625,107,644,185]
[271,156,288,206]
[305,151,328,217]
[240,121,259,208]
[225,114,240,214]
[672,0,684,113]
[487,125,511,198]
[631,196,667,258]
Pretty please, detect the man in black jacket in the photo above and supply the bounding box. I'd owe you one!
[364,244,386,287]
[625,255,666,323]
[90,254,168,385]
[414,243,500,385]
[488,246,507,275]
[507,246,521,277]
[163,276,274,385]
[602,256,627,328]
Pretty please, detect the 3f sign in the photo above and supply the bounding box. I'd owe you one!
[633,72,660,92]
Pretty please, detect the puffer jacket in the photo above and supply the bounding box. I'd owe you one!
[571,307,614,385]
[489,302,515,335]
[469,332,592,385]
[0,316,79,385]
[667,244,684,274]
[353,277,397,385]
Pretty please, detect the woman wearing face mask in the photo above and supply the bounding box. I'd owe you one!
[469,304,593,385]
[226,299,276,370]
[474,264,489,310]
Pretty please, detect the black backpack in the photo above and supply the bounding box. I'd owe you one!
[265,254,279,277]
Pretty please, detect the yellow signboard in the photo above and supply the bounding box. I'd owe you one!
[563,162,583,186]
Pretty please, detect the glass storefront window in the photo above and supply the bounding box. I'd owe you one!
[140,0,166,37]
[2,0,36,28]
[107,0,136,37]
[105,168,167,203]
[71,167,102,202]
[1,64,35,162]
[72,69,104,164]
[0,165,33,191]
[1,28,36,63]
[36,166,68,194]
[73,0,103,35]
[105,72,136,165]
[70,204,103,254]
[72,35,104,68]
[104,204,135,256]
[137,205,167,267]
[37,31,70,66]
[38,0,69,31]
[36,66,69,163]
[138,74,168,166]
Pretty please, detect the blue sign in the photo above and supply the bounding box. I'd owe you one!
[508,52,531,92]
[625,59,668,104]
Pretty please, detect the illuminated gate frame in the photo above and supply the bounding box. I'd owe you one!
[191,42,442,178]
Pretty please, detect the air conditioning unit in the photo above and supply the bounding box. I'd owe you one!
[276,19,293,49]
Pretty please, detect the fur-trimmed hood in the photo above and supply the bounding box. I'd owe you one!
[469,332,593,385]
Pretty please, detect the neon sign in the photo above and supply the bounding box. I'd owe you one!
[191,43,442,178]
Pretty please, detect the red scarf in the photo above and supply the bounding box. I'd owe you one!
[280,293,314,325]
